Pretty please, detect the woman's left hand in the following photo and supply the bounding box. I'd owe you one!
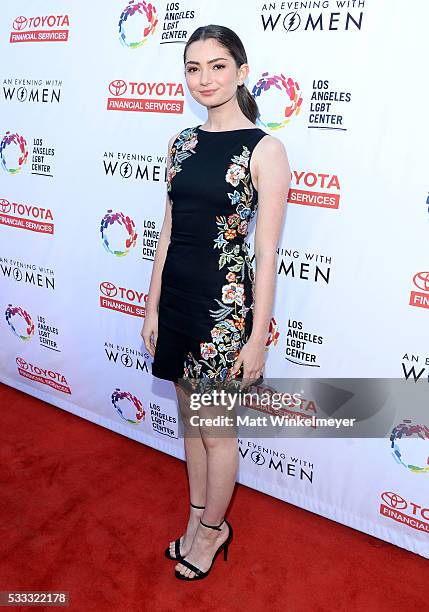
[228,337,266,388]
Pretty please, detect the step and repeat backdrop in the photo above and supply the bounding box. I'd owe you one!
[1,1,428,558]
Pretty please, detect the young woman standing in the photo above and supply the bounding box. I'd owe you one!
[141,24,291,580]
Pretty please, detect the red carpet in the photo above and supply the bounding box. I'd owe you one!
[0,382,427,611]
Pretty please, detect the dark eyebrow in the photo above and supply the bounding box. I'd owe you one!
[185,57,229,66]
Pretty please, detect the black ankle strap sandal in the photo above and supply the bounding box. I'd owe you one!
[175,517,233,581]
[164,502,206,560]
[199,518,225,531]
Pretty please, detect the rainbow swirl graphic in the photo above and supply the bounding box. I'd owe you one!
[5,304,34,340]
[390,420,429,473]
[112,388,145,424]
[0,132,28,174]
[252,72,302,130]
[118,1,158,48]
[100,210,138,256]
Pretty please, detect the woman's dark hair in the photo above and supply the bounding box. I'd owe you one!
[183,24,259,124]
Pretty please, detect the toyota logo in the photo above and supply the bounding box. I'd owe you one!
[100,281,118,297]
[109,80,127,96]
[381,491,407,510]
[16,357,27,368]
[13,16,28,30]
[413,271,429,292]
[0,199,11,213]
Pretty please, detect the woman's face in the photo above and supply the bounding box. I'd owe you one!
[184,38,247,108]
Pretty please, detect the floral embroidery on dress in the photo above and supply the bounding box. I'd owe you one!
[167,127,198,197]
[183,143,258,384]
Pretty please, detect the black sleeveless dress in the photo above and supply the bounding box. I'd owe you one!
[151,124,268,384]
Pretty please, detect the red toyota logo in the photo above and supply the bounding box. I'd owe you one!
[13,16,28,30]
[16,357,27,368]
[413,271,429,292]
[0,199,11,213]
[100,281,118,297]
[381,491,407,510]
[109,80,127,96]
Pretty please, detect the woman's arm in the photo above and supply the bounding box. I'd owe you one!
[142,132,178,355]
[229,134,291,381]
[250,135,291,343]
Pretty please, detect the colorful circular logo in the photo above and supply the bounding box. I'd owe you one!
[390,420,429,473]
[5,304,34,340]
[100,210,138,256]
[112,388,145,424]
[0,132,28,174]
[118,1,158,48]
[252,72,302,130]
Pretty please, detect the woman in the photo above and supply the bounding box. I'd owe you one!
[141,24,291,580]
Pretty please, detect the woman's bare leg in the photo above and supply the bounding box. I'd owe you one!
[175,391,238,578]
[167,382,208,558]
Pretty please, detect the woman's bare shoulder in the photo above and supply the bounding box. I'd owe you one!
[252,133,289,177]
[255,132,288,158]
[252,132,291,190]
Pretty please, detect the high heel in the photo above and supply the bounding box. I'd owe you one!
[164,502,205,560]
[174,517,233,581]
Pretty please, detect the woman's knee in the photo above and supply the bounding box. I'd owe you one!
[198,408,238,443]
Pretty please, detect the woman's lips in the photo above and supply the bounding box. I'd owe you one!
[200,89,217,96]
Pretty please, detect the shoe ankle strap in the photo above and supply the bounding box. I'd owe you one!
[190,502,205,509]
[199,517,225,531]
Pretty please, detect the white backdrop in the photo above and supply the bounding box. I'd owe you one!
[1,1,428,559]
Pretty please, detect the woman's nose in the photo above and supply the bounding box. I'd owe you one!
[199,67,212,85]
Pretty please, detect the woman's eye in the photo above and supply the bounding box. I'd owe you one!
[186,64,225,73]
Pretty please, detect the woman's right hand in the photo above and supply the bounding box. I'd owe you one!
[141,311,158,357]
